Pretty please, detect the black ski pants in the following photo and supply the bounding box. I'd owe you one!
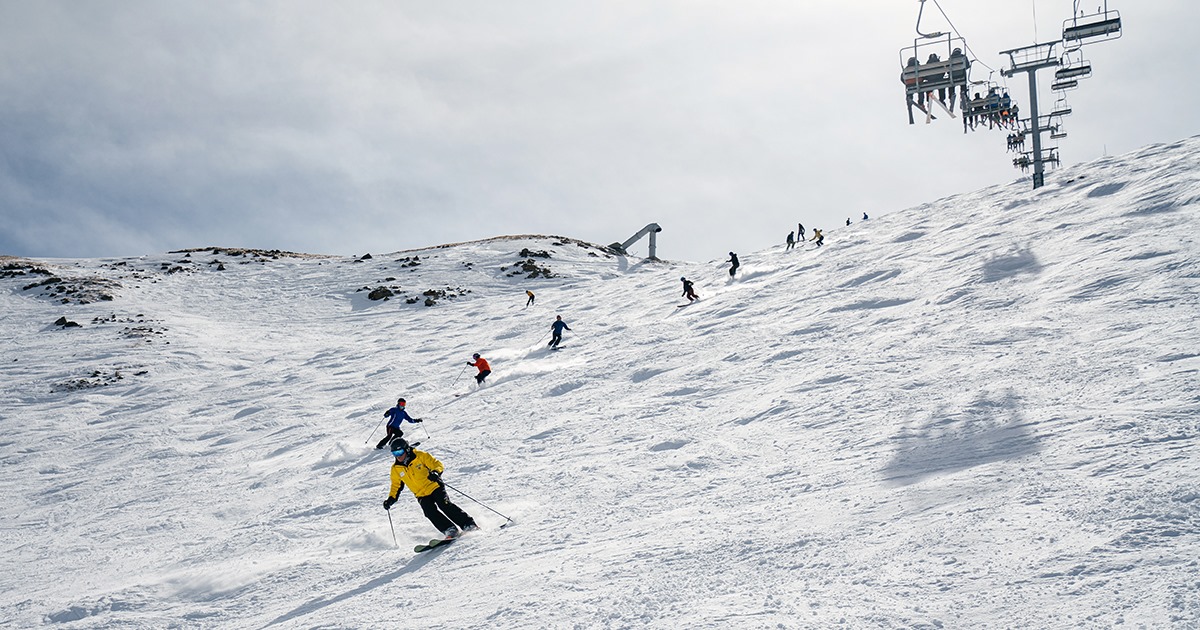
[417,486,476,532]
[475,370,490,384]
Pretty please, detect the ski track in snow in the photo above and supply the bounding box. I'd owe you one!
[2,139,1200,627]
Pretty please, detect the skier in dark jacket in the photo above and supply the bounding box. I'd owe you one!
[376,398,423,449]
[681,277,698,302]
[549,315,571,349]
[786,231,795,250]
[382,437,478,539]
[726,252,740,278]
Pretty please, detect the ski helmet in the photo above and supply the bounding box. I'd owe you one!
[473,353,480,359]
[680,277,686,281]
[389,437,410,455]
[397,398,406,406]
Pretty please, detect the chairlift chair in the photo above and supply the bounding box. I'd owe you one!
[899,1,973,124]
[1055,65,1092,80]
[1051,79,1079,91]
[1062,2,1122,45]
[1055,46,1093,81]
[899,36,972,98]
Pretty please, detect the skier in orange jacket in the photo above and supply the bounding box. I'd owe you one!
[468,353,491,384]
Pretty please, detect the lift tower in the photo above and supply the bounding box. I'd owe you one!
[1000,42,1060,189]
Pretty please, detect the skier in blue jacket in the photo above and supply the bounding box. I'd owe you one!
[375,398,423,449]
[549,315,572,349]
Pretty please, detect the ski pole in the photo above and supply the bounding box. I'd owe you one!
[365,415,387,445]
[535,330,550,345]
[443,481,515,526]
[387,510,398,549]
[451,363,468,387]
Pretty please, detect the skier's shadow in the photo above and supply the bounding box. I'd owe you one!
[262,552,443,627]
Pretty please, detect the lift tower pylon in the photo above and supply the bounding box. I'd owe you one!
[1000,41,1061,189]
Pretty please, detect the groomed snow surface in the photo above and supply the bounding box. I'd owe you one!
[2,138,1199,628]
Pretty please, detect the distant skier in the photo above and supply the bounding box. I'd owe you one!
[798,223,806,241]
[862,212,869,221]
[810,229,824,248]
[375,397,423,449]
[846,217,851,226]
[382,437,478,540]
[467,353,491,384]
[726,252,740,278]
[525,290,535,307]
[786,231,795,250]
[549,315,571,349]
[681,277,698,302]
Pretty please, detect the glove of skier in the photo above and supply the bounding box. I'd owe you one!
[427,470,442,484]
[383,497,396,510]
[412,418,423,423]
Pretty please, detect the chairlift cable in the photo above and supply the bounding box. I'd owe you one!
[1031,0,1039,44]
[929,0,996,73]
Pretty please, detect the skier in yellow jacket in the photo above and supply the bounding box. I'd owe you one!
[382,437,478,538]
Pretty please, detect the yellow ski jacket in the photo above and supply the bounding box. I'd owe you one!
[389,450,444,499]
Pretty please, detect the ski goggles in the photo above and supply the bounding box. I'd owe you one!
[392,449,408,458]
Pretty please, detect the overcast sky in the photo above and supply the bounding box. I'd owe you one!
[1,1,1194,262]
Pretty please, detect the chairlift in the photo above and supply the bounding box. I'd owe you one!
[899,43,971,97]
[1055,65,1092,80]
[1063,1,1122,45]
[899,0,973,124]
[961,81,1017,133]
[1051,127,1068,140]
[1055,47,1093,81]
[1051,79,1079,91]
[1049,104,1073,118]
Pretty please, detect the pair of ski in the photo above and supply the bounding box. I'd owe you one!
[414,537,458,553]
[413,520,512,553]
[916,96,956,124]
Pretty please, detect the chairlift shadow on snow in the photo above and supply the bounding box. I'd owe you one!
[980,245,1043,283]
[881,391,1041,486]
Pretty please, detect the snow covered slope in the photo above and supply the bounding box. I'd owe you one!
[2,137,1198,628]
